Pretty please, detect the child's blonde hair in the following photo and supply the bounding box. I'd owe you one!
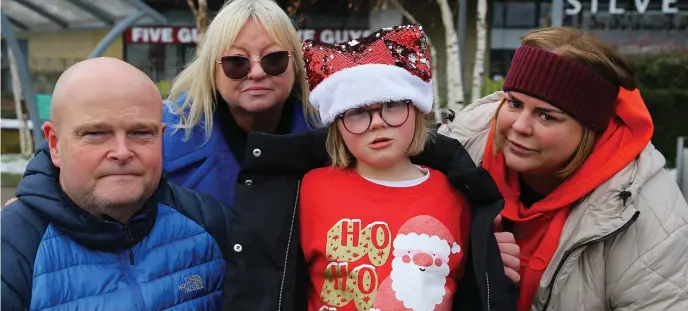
[325,107,429,168]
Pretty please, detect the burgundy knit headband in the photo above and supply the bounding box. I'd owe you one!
[502,46,619,132]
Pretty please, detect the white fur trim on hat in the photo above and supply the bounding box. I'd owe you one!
[309,64,433,125]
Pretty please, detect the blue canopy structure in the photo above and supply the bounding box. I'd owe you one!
[1,0,167,146]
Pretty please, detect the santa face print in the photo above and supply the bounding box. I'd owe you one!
[337,102,417,169]
[315,214,463,311]
[383,226,458,311]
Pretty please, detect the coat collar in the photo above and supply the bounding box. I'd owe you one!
[240,127,504,208]
[449,92,665,242]
[163,96,312,173]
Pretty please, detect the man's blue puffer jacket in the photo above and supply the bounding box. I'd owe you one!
[1,142,231,311]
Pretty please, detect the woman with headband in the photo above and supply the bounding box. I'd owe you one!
[440,27,688,310]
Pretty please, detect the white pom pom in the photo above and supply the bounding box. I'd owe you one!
[451,242,461,254]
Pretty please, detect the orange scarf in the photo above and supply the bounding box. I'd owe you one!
[482,88,654,311]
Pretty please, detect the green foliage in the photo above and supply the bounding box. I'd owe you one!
[640,88,688,167]
[631,53,688,89]
[482,76,504,97]
[156,80,172,98]
[1,172,23,187]
[1,130,21,154]
[630,52,688,167]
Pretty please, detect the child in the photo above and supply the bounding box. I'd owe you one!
[299,25,472,311]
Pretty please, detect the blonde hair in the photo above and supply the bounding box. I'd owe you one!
[326,108,429,168]
[167,0,319,140]
[491,27,635,178]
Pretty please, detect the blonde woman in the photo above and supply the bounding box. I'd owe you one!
[162,0,318,208]
[440,27,688,310]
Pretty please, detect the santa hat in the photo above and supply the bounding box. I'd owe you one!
[302,25,433,125]
[393,215,462,258]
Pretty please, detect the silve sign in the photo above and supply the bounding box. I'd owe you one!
[125,27,372,45]
[566,0,681,15]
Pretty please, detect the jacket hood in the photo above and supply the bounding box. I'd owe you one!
[450,88,655,215]
[16,141,160,252]
[522,87,654,213]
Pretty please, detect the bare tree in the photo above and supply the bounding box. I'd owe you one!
[436,0,465,112]
[187,0,208,53]
[7,50,33,156]
[285,0,302,17]
[471,0,488,102]
[385,0,442,123]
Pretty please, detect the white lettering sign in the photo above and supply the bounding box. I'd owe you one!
[129,27,373,44]
[663,0,679,13]
[177,28,198,44]
[128,27,198,44]
[566,0,680,15]
[297,29,373,44]
[610,0,625,14]
[635,0,651,14]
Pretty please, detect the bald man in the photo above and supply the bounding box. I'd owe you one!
[1,57,231,311]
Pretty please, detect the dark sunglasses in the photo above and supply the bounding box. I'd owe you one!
[217,51,292,80]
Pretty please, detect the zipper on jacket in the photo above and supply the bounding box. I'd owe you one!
[123,224,135,265]
[485,271,491,311]
[278,180,301,311]
[475,206,493,311]
[540,211,640,310]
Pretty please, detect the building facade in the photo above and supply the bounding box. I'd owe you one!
[123,0,400,86]
[490,0,688,77]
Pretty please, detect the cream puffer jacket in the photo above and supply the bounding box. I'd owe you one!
[438,92,688,311]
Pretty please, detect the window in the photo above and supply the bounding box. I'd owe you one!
[490,49,516,78]
[125,43,195,83]
[505,1,538,28]
[287,0,370,29]
[491,0,541,29]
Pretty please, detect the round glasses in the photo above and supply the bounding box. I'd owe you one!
[338,100,411,135]
[217,51,292,80]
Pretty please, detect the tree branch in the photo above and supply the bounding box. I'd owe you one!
[387,0,442,122]
[387,0,433,47]
[186,0,198,16]
[286,0,302,17]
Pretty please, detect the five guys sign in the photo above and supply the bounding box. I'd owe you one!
[125,26,372,45]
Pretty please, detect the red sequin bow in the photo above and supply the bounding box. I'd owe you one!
[302,24,432,92]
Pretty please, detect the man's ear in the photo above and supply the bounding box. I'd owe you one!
[42,121,60,168]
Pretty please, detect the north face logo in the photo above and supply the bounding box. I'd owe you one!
[179,275,205,293]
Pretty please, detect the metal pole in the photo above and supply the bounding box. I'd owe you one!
[458,0,468,92]
[1,12,44,147]
[551,0,564,27]
[677,137,684,189]
[88,11,146,58]
[682,148,688,200]
[126,0,168,24]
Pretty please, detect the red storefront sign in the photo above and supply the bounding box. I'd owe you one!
[125,26,198,44]
[124,26,373,45]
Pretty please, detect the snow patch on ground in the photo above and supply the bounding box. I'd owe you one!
[1,154,30,174]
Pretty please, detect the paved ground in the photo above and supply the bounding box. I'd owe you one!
[1,187,17,207]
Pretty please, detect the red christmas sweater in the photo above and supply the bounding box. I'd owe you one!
[299,166,471,311]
